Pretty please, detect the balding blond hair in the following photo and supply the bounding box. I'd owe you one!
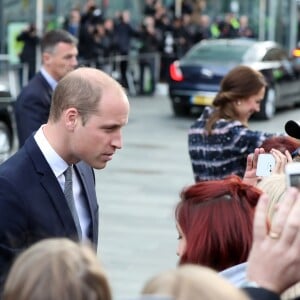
[49,67,124,124]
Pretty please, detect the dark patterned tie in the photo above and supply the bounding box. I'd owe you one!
[64,165,82,239]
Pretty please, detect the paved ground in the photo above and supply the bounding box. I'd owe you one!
[94,92,299,300]
[95,94,194,300]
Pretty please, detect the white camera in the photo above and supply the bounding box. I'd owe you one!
[285,162,300,188]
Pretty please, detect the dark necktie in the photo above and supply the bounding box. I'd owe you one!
[64,165,82,239]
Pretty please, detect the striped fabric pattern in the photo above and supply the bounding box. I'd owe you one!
[188,106,275,181]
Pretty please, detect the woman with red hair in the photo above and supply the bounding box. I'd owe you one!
[175,175,262,273]
[260,136,300,155]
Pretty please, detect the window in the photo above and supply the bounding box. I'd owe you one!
[263,48,287,61]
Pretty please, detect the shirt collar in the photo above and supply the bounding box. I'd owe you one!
[34,126,68,177]
[40,67,58,90]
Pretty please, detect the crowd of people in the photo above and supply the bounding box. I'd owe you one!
[16,0,255,95]
[7,0,300,300]
[3,176,300,300]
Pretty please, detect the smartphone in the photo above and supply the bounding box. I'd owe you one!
[285,162,300,188]
[256,154,275,177]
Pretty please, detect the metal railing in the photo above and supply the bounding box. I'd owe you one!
[79,52,161,96]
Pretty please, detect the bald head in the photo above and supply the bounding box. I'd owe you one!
[49,67,127,124]
[67,67,123,89]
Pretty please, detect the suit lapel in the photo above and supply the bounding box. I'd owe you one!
[37,72,53,104]
[24,136,78,237]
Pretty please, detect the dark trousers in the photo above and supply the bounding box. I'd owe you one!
[120,57,128,88]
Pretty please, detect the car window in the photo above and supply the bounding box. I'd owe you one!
[263,48,287,61]
[184,44,249,62]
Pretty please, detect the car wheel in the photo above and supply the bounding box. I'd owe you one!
[254,86,277,120]
[0,121,11,164]
[172,102,190,116]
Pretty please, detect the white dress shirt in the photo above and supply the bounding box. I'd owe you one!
[34,126,91,240]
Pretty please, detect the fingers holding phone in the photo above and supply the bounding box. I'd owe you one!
[243,147,265,186]
[270,149,290,174]
[256,149,289,177]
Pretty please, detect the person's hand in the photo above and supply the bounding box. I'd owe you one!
[243,148,265,186]
[286,149,293,162]
[246,187,300,294]
[270,148,291,174]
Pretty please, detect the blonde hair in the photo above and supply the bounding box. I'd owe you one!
[281,283,300,300]
[49,67,124,124]
[256,173,286,221]
[141,264,249,300]
[3,238,112,300]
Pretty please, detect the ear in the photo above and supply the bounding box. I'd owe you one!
[42,52,52,65]
[64,108,79,131]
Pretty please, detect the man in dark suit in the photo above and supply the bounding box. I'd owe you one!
[14,29,78,147]
[0,67,130,291]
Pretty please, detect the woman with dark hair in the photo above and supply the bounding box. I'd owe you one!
[188,65,281,182]
[175,175,262,273]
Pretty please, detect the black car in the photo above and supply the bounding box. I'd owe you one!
[0,57,18,163]
[168,38,300,119]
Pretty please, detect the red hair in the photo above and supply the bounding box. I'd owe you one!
[175,175,261,271]
[260,136,300,154]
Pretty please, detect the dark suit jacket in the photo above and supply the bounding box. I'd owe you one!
[243,287,281,300]
[14,72,53,147]
[0,136,99,289]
